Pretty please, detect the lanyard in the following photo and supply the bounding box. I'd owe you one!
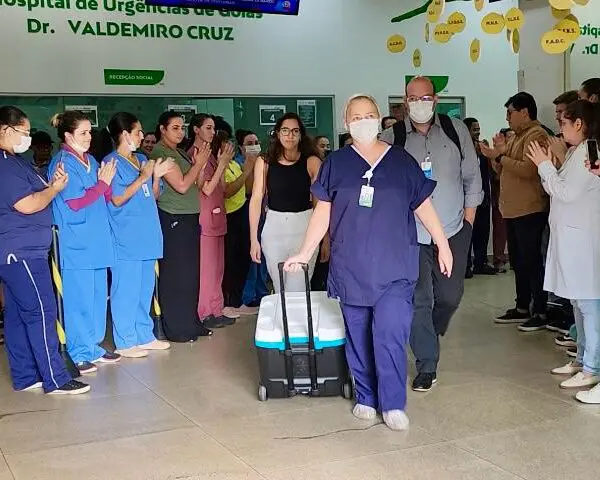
[353,145,390,186]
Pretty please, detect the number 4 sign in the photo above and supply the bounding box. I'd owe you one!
[259,105,286,126]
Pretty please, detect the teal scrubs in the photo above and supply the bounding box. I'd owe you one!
[49,148,114,364]
[105,151,163,349]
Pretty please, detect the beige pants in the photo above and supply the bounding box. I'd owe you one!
[261,209,318,293]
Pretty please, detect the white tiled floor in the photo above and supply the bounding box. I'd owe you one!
[1,272,598,479]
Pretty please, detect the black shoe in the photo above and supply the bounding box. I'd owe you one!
[196,322,214,337]
[48,380,90,395]
[518,314,548,332]
[412,372,437,392]
[203,316,228,329]
[555,334,577,348]
[76,361,98,374]
[495,308,529,324]
[465,268,473,279]
[216,315,236,327]
[494,264,507,274]
[546,317,573,335]
[473,264,497,275]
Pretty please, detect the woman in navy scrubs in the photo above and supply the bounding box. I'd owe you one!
[102,112,173,358]
[0,106,89,395]
[49,111,120,374]
[285,95,452,430]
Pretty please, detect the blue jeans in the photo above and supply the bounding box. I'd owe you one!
[572,299,600,375]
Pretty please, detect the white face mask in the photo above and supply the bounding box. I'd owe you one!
[13,134,32,154]
[348,118,380,144]
[70,141,88,154]
[408,100,435,124]
[245,144,261,155]
[125,133,138,152]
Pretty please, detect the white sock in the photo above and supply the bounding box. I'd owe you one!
[383,410,410,431]
[352,404,377,420]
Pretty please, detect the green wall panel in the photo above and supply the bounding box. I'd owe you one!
[0,95,335,148]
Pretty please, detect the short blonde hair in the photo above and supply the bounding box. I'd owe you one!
[344,94,381,122]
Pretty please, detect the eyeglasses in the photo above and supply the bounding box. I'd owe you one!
[279,127,301,137]
[11,126,31,136]
[406,95,435,103]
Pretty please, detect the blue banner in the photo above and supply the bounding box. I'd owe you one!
[145,0,300,15]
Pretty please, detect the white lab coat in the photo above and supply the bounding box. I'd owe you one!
[540,142,600,300]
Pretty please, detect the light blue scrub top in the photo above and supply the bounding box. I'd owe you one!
[49,149,114,270]
[104,151,163,261]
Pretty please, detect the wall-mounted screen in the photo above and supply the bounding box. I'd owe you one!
[145,0,300,15]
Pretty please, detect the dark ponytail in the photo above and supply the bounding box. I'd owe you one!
[0,106,28,128]
[563,100,600,141]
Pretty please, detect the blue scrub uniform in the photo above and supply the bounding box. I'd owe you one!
[0,149,72,392]
[312,145,436,412]
[105,152,163,350]
[49,149,114,364]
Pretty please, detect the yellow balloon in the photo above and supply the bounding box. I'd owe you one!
[434,23,453,44]
[425,23,430,43]
[433,0,446,16]
[448,11,467,34]
[481,12,506,34]
[510,29,521,54]
[551,7,570,20]
[554,15,580,43]
[387,34,407,53]
[505,7,525,31]
[474,0,484,12]
[572,0,589,4]
[470,39,481,63]
[427,3,441,23]
[413,49,422,68]
[541,29,571,54]
[549,0,574,9]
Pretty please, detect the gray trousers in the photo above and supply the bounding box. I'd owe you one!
[410,222,473,374]
[261,209,318,293]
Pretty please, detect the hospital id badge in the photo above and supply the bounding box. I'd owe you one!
[421,161,433,180]
[359,185,374,208]
[142,183,151,197]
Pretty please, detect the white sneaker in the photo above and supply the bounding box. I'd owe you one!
[560,372,600,389]
[552,362,583,375]
[352,404,377,420]
[383,410,410,431]
[17,381,43,392]
[115,346,149,358]
[222,307,241,319]
[576,383,600,404]
[138,340,171,351]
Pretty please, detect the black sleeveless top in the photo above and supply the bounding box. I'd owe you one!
[266,155,312,213]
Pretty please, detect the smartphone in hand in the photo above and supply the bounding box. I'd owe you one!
[588,139,599,169]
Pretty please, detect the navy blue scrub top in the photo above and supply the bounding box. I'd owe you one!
[0,149,52,265]
[312,145,436,307]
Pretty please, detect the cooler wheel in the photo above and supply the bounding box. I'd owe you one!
[342,380,353,400]
[258,384,268,402]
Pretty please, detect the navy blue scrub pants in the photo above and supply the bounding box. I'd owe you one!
[0,258,72,393]
[341,280,415,412]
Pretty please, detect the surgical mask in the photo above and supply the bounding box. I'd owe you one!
[245,144,261,155]
[70,141,88,154]
[125,133,138,152]
[348,118,379,144]
[408,101,435,124]
[13,134,32,154]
